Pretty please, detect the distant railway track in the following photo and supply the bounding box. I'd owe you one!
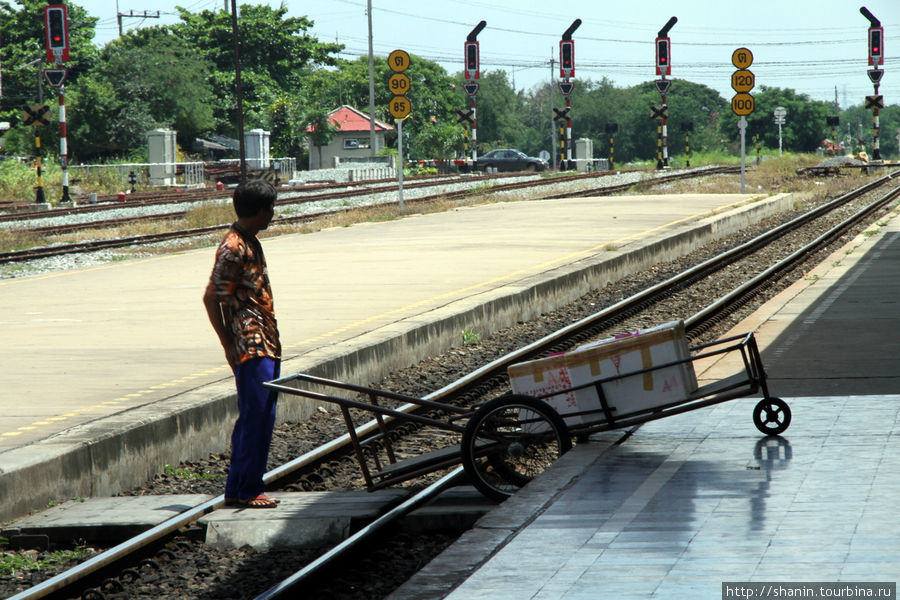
[0,166,728,264]
[11,170,899,600]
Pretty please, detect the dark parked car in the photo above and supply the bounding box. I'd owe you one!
[476,149,548,172]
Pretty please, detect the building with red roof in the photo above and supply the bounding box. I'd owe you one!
[306,105,394,170]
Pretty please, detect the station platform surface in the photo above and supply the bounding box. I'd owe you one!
[389,205,900,599]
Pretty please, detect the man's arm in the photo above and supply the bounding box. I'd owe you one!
[203,282,239,366]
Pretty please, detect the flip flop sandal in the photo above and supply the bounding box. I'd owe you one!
[239,494,278,508]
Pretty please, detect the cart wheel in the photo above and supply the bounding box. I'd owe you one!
[753,397,791,436]
[462,394,571,502]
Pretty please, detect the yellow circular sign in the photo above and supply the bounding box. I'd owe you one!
[732,47,753,69]
[731,69,755,93]
[389,95,412,119]
[731,92,755,116]
[388,49,411,72]
[388,73,411,95]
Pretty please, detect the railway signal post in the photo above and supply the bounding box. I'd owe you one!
[557,19,580,170]
[861,7,884,161]
[731,47,755,193]
[44,4,72,203]
[463,21,486,164]
[654,17,676,170]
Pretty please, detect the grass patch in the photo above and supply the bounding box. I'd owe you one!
[461,329,481,345]
[0,229,43,253]
[164,464,225,480]
[0,540,95,577]
[184,201,234,229]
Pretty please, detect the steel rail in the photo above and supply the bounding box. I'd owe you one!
[10,172,896,600]
[252,468,466,600]
[687,180,900,330]
[0,166,694,264]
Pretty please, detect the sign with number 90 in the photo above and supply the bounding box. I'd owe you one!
[389,73,410,95]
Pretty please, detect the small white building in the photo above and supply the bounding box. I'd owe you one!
[306,105,393,170]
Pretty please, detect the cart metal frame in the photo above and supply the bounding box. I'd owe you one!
[264,331,790,501]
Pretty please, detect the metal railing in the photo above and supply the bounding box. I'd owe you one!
[70,162,206,188]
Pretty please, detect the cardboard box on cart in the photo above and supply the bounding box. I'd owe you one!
[508,320,698,426]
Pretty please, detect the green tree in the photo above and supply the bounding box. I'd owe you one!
[841,102,899,158]
[723,86,833,154]
[168,4,343,136]
[67,28,216,158]
[413,121,466,160]
[305,54,461,158]
[463,70,529,152]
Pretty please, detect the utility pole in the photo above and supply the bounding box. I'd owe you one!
[117,10,160,37]
[230,0,246,180]
[550,54,556,169]
[367,0,377,155]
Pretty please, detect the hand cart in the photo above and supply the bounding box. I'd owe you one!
[264,331,790,502]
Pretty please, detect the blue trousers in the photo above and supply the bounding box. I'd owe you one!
[225,357,280,500]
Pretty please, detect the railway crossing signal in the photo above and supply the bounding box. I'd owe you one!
[865,95,884,110]
[650,105,668,120]
[23,104,50,127]
[553,107,571,122]
[44,5,70,64]
[456,108,474,125]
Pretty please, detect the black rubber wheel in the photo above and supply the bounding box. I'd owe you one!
[462,394,571,502]
[753,397,791,436]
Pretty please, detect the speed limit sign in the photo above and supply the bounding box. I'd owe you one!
[731,93,755,116]
[387,50,412,119]
[731,48,755,116]
[389,96,411,119]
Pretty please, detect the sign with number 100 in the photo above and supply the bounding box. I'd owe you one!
[731,93,755,116]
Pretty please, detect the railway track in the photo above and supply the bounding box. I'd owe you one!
[0,166,724,264]
[8,170,898,600]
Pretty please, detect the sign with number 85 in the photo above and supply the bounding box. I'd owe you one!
[389,96,411,119]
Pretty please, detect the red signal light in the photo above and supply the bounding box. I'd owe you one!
[44,5,70,63]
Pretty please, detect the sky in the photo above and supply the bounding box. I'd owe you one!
[78,0,899,111]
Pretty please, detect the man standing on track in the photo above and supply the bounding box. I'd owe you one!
[203,179,281,509]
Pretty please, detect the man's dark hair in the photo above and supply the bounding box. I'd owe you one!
[233,179,277,218]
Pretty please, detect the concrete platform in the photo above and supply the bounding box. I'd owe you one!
[4,495,215,545]
[1,191,794,521]
[388,203,900,599]
[1,487,496,551]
